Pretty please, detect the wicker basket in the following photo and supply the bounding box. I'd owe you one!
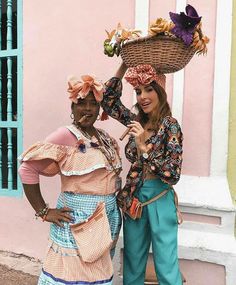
[120,34,196,74]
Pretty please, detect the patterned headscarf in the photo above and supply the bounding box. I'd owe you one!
[124,64,166,89]
[67,75,104,104]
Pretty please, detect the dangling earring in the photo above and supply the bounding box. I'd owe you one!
[96,114,101,121]
[70,113,74,120]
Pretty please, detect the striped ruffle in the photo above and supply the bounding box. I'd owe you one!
[38,269,113,284]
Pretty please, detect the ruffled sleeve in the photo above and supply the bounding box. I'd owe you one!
[19,142,67,176]
[125,136,138,163]
[18,125,122,183]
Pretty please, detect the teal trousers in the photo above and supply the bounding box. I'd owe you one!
[123,178,182,285]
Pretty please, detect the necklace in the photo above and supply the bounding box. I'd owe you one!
[73,122,117,163]
[96,128,122,175]
[73,121,95,140]
[95,129,116,162]
[95,130,122,192]
[72,122,122,175]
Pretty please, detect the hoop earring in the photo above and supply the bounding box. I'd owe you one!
[70,113,74,120]
[96,114,101,121]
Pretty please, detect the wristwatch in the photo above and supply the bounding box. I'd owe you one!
[140,152,149,163]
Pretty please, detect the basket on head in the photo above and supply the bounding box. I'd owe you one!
[120,34,196,74]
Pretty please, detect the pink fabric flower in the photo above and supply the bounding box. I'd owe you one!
[67,75,104,103]
[124,64,166,89]
[76,139,86,153]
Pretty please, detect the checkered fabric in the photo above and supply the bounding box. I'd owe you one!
[38,192,121,285]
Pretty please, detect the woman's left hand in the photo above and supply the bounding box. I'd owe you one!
[127,121,148,153]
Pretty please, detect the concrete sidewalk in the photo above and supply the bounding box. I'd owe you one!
[0,263,38,285]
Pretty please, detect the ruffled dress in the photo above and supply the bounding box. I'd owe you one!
[19,125,122,285]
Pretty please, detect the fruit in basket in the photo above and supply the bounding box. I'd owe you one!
[103,23,141,57]
[104,4,209,66]
[104,40,115,57]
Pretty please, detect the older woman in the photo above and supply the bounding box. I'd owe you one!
[18,75,122,285]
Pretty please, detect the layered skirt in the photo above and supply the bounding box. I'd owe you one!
[38,192,121,285]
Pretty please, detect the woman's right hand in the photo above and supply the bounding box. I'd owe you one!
[127,121,148,153]
[114,61,128,79]
[44,207,73,227]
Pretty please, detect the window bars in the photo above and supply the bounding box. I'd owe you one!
[0,0,22,196]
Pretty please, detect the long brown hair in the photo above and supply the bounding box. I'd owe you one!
[135,81,172,131]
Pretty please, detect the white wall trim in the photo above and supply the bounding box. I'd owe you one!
[135,0,149,36]
[210,1,233,176]
[172,69,185,125]
[171,0,186,125]
[133,0,150,105]
[179,228,236,285]
[175,175,235,211]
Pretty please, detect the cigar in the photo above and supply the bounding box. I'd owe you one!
[78,115,89,124]
[119,127,131,141]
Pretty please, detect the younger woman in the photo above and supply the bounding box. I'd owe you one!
[102,63,183,285]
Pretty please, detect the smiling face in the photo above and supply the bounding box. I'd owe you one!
[72,92,100,128]
[135,84,159,115]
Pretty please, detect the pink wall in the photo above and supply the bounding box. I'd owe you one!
[0,0,218,260]
[182,0,217,176]
[150,0,217,176]
[179,259,226,285]
[0,0,135,259]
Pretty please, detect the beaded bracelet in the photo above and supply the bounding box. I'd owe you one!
[35,204,49,219]
[42,207,50,222]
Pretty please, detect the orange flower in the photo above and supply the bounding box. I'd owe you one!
[67,75,104,103]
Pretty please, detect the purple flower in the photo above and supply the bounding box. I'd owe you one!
[169,4,202,46]
[76,139,86,153]
[78,144,86,153]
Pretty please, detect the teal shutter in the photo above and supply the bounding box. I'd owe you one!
[0,0,23,197]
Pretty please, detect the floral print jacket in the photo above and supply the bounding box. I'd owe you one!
[102,77,183,209]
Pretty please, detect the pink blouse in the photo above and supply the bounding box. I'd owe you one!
[18,125,122,195]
